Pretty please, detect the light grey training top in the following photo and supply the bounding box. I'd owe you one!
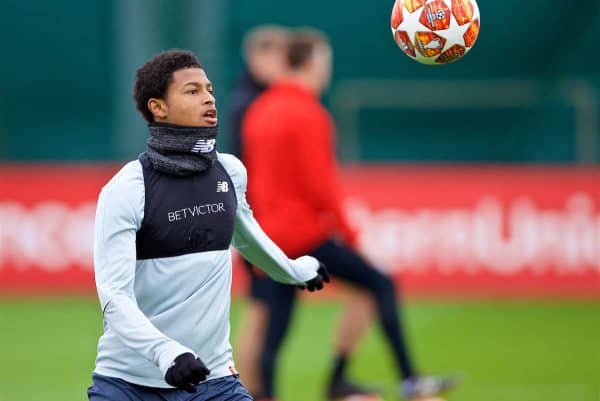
[93,152,319,387]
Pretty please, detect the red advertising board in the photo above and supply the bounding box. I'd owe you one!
[0,165,117,295]
[342,166,600,298]
[1,164,599,298]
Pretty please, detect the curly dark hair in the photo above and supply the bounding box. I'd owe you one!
[133,49,203,122]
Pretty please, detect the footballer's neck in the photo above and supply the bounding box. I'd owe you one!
[285,73,322,96]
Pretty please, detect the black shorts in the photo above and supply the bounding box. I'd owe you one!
[245,239,394,300]
[244,258,273,301]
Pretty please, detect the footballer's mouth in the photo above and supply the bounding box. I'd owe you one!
[203,108,218,125]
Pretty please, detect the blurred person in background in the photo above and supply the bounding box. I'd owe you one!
[232,26,377,401]
[228,25,293,396]
[88,49,330,401]
[242,30,456,401]
[229,25,291,158]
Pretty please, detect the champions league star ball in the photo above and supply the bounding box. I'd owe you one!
[391,0,480,65]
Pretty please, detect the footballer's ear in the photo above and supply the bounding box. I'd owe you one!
[148,98,168,120]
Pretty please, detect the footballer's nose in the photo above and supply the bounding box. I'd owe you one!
[203,93,215,105]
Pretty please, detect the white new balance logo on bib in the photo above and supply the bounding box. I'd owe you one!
[191,138,216,153]
[216,181,229,192]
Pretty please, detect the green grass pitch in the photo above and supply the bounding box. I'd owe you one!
[0,298,598,401]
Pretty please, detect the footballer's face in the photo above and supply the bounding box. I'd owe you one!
[148,67,217,127]
[248,40,289,85]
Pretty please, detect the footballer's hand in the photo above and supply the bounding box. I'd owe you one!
[298,262,330,292]
[165,352,211,393]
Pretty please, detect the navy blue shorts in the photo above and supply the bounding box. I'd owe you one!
[88,373,253,401]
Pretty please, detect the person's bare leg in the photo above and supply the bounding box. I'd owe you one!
[328,287,377,399]
[235,300,268,396]
[334,287,374,355]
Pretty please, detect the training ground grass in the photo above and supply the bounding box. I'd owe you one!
[0,298,598,401]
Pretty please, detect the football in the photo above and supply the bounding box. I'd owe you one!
[391,0,480,65]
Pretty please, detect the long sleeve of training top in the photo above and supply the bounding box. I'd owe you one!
[94,162,193,380]
[222,154,318,284]
[93,153,318,387]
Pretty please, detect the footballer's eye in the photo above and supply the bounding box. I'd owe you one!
[208,88,214,94]
[186,89,198,95]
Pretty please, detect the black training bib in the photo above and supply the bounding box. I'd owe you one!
[136,153,237,260]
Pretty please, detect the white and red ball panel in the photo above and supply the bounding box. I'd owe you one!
[391,0,480,65]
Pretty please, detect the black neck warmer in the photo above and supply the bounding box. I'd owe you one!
[146,122,218,176]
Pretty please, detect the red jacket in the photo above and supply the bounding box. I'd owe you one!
[242,80,357,257]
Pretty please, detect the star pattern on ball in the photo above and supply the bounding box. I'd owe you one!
[395,4,429,49]
[435,7,473,52]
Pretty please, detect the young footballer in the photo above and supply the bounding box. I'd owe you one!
[88,49,329,401]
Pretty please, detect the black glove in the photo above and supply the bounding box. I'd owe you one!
[165,352,211,393]
[298,262,330,292]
